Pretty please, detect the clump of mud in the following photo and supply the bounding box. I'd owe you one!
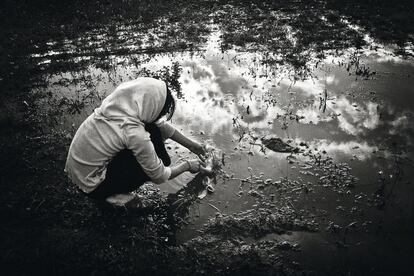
[201,207,318,238]
[261,137,299,153]
[169,234,304,275]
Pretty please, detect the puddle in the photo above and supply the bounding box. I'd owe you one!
[31,26,414,272]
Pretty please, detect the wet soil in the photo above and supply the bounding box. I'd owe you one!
[1,1,414,275]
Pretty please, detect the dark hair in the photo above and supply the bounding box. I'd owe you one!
[156,85,176,121]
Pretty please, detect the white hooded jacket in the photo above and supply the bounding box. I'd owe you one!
[65,77,176,193]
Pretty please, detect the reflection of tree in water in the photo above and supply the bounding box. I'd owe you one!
[2,0,412,92]
[135,62,184,99]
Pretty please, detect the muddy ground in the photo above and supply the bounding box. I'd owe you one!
[1,0,413,275]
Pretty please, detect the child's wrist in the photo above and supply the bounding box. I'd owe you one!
[185,160,191,171]
[193,143,203,154]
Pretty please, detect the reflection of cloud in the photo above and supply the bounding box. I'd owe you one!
[309,139,377,160]
[326,75,338,85]
[182,61,213,80]
[176,42,289,135]
[389,114,412,135]
[337,116,358,135]
[139,30,389,144]
[177,64,235,135]
[216,75,247,95]
[296,105,330,124]
[242,110,267,123]
[177,60,287,135]
[178,49,382,139]
[362,102,380,129]
[285,78,324,97]
[363,41,414,65]
[296,94,380,136]
[333,97,379,135]
[391,115,409,128]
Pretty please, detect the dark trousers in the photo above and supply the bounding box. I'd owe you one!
[87,123,171,200]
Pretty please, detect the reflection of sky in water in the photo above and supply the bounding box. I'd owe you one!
[138,31,414,163]
[40,28,414,166]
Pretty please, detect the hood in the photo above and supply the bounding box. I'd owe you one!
[98,77,167,123]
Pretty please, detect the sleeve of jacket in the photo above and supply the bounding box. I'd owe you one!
[156,120,177,140]
[124,125,171,184]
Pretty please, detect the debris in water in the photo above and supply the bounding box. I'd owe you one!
[261,137,299,153]
[198,189,208,199]
[202,145,224,174]
[197,146,224,199]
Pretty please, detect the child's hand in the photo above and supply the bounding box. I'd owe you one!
[192,143,208,161]
[186,159,207,173]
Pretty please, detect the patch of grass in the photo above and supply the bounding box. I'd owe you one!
[201,207,318,239]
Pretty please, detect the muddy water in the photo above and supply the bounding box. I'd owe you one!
[35,30,414,272]
[166,35,414,272]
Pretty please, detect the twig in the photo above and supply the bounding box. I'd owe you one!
[287,200,296,210]
[290,187,302,193]
[207,203,222,213]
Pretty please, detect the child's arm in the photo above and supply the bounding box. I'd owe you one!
[169,159,206,179]
[170,129,206,158]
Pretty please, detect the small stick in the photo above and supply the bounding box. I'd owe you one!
[207,203,222,213]
[291,187,302,193]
